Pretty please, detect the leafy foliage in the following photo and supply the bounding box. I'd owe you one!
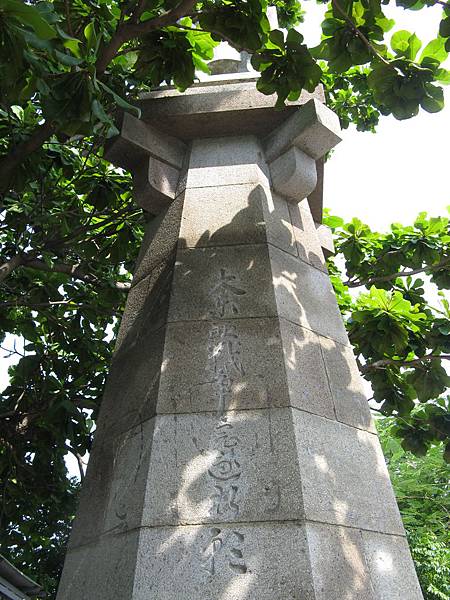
[326,210,450,459]
[0,0,449,597]
[378,418,450,600]
[0,141,142,597]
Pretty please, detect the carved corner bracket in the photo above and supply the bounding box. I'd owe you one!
[104,113,187,215]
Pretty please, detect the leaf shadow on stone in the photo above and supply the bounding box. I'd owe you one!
[57,181,418,599]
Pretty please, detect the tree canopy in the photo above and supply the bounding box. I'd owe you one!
[1,0,450,598]
[377,417,450,600]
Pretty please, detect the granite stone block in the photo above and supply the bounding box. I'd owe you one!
[178,183,297,256]
[57,531,139,600]
[306,523,375,600]
[178,184,268,248]
[361,530,423,600]
[69,419,156,548]
[104,419,156,535]
[264,99,342,162]
[315,222,334,257]
[320,337,375,433]
[168,245,276,322]
[157,318,290,414]
[105,112,186,170]
[289,200,327,272]
[270,146,317,202]
[134,522,315,600]
[132,194,184,286]
[269,245,348,345]
[67,436,114,549]
[262,192,297,256]
[96,323,165,439]
[142,408,304,526]
[292,410,405,535]
[116,258,174,352]
[279,319,335,419]
[133,156,180,214]
[186,136,269,189]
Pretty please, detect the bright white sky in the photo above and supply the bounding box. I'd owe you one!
[1,4,449,476]
[302,1,450,230]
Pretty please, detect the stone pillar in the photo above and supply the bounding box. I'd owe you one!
[57,80,424,600]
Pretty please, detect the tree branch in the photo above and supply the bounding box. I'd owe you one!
[0,252,130,290]
[23,257,131,290]
[126,0,198,37]
[64,0,74,36]
[0,254,24,282]
[96,0,198,73]
[363,354,450,371]
[0,0,197,175]
[331,0,392,67]
[65,445,86,482]
[345,257,450,288]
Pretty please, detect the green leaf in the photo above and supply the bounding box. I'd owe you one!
[420,84,445,113]
[435,68,450,84]
[54,50,83,67]
[269,29,284,49]
[97,81,141,119]
[408,362,450,402]
[439,17,450,39]
[419,37,448,65]
[391,30,422,60]
[84,22,98,53]
[2,0,57,39]
[286,27,304,48]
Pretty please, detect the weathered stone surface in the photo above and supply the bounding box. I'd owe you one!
[96,320,165,439]
[279,319,335,419]
[60,87,423,600]
[133,156,180,214]
[142,408,304,526]
[134,522,316,600]
[117,254,175,351]
[292,410,405,535]
[306,523,376,600]
[178,184,296,256]
[315,222,334,257]
[262,192,297,256]
[68,419,156,549]
[168,245,276,323]
[320,337,375,433]
[103,420,156,534]
[269,245,348,345]
[270,146,317,202]
[264,99,342,163]
[157,318,290,414]
[105,112,186,170]
[178,184,268,248]
[138,78,325,140]
[289,200,327,272]
[57,531,139,600]
[67,436,115,549]
[361,531,424,600]
[186,136,269,189]
[132,194,184,286]
[307,158,324,224]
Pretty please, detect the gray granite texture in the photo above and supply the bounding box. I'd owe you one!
[142,408,304,526]
[57,531,139,600]
[293,409,405,535]
[133,522,316,600]
[156,317,291,414]
[58,105,422,600]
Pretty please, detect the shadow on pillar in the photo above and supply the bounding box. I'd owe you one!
[57,184,423,600]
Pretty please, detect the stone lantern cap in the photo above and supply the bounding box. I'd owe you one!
[105,72,341,257]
